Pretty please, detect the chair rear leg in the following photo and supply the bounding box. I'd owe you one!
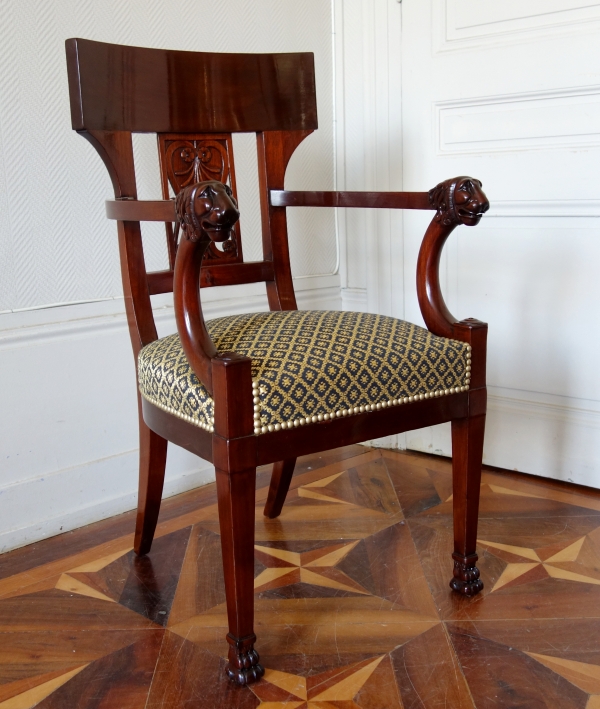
[449,413,485,596]
[134,417,168,556]
[263,458,296,518]
[216,465,264,685]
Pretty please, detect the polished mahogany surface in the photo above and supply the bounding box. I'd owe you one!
[270,189,433,210]
[66,38,318,133]
[66,37,490,685]
[104,190,434,220]
[1,446,600,708]
[105,199,175,222]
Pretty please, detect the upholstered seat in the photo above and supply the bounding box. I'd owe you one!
[138,309,472,434]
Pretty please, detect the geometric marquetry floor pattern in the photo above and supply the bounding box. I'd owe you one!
[1,447,600,707]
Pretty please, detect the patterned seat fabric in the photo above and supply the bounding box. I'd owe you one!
[138,310,472,435]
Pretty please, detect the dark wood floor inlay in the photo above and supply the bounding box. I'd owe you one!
[1,445,600,707]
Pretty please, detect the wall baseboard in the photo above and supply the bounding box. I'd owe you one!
[0,277,341,553]
[405,386,600,489]
[341,287,368,312]
[0,275,342,345]
[0,448,215,554]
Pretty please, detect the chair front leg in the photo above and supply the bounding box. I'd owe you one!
[216,464,264,685]
[212,352,263,685]
[449,412,485,596]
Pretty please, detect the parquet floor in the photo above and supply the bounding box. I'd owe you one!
[1,446,600,708]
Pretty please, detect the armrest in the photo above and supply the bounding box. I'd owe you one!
[417,177,489,340]
[173,180,242,396]
[270,190,432,210]
[271,180,490,343]
[106,199,176,221]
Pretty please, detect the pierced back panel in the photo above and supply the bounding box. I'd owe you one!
[157,133,243,270]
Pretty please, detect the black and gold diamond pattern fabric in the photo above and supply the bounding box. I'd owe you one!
[138,310,471,434]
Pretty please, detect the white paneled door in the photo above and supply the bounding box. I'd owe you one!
[400,0,600,487]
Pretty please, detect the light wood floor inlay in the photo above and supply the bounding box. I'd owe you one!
[1,445,600,707]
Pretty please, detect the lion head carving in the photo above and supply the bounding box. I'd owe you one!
[429,177,489,227]
[175,180,240,243]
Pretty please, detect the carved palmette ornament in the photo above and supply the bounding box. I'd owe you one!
[158,133,243,262]
[164,139,230,188]
[428,176,490,227]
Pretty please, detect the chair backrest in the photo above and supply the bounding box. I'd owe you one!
[66,38,318,355]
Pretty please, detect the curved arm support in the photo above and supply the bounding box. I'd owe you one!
[416,176,490,340]
[174,236,217,394]
[173,180,241,397]
[417,219,459,339]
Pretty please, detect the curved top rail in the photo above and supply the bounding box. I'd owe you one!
[66,38,317,134]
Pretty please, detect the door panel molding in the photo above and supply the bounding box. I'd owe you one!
[436,85,600,154]
[403,0,600,488]
[435,0,600,52]
[488,200,600,219]
[406,386,600,489]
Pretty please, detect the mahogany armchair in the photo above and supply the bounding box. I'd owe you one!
[66,38,490,686]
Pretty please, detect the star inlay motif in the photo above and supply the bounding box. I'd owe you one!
[254,540,371,596]
[479,536,600,592]
[250,656,385,707]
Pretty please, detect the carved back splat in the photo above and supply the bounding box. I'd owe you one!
[66,37,318,349]
[158,133,243,269]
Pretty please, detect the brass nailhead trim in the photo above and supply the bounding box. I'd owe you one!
[144,353,471,436]
[252,345,472,435]
[143,372,470,436]
[139,389,215,432]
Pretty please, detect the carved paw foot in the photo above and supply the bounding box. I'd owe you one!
[226,633,265,686]
[449,552,484,596]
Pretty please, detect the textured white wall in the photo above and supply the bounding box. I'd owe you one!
[0,0,336,312]
[334,0,404,449]
[0,0,340,552]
